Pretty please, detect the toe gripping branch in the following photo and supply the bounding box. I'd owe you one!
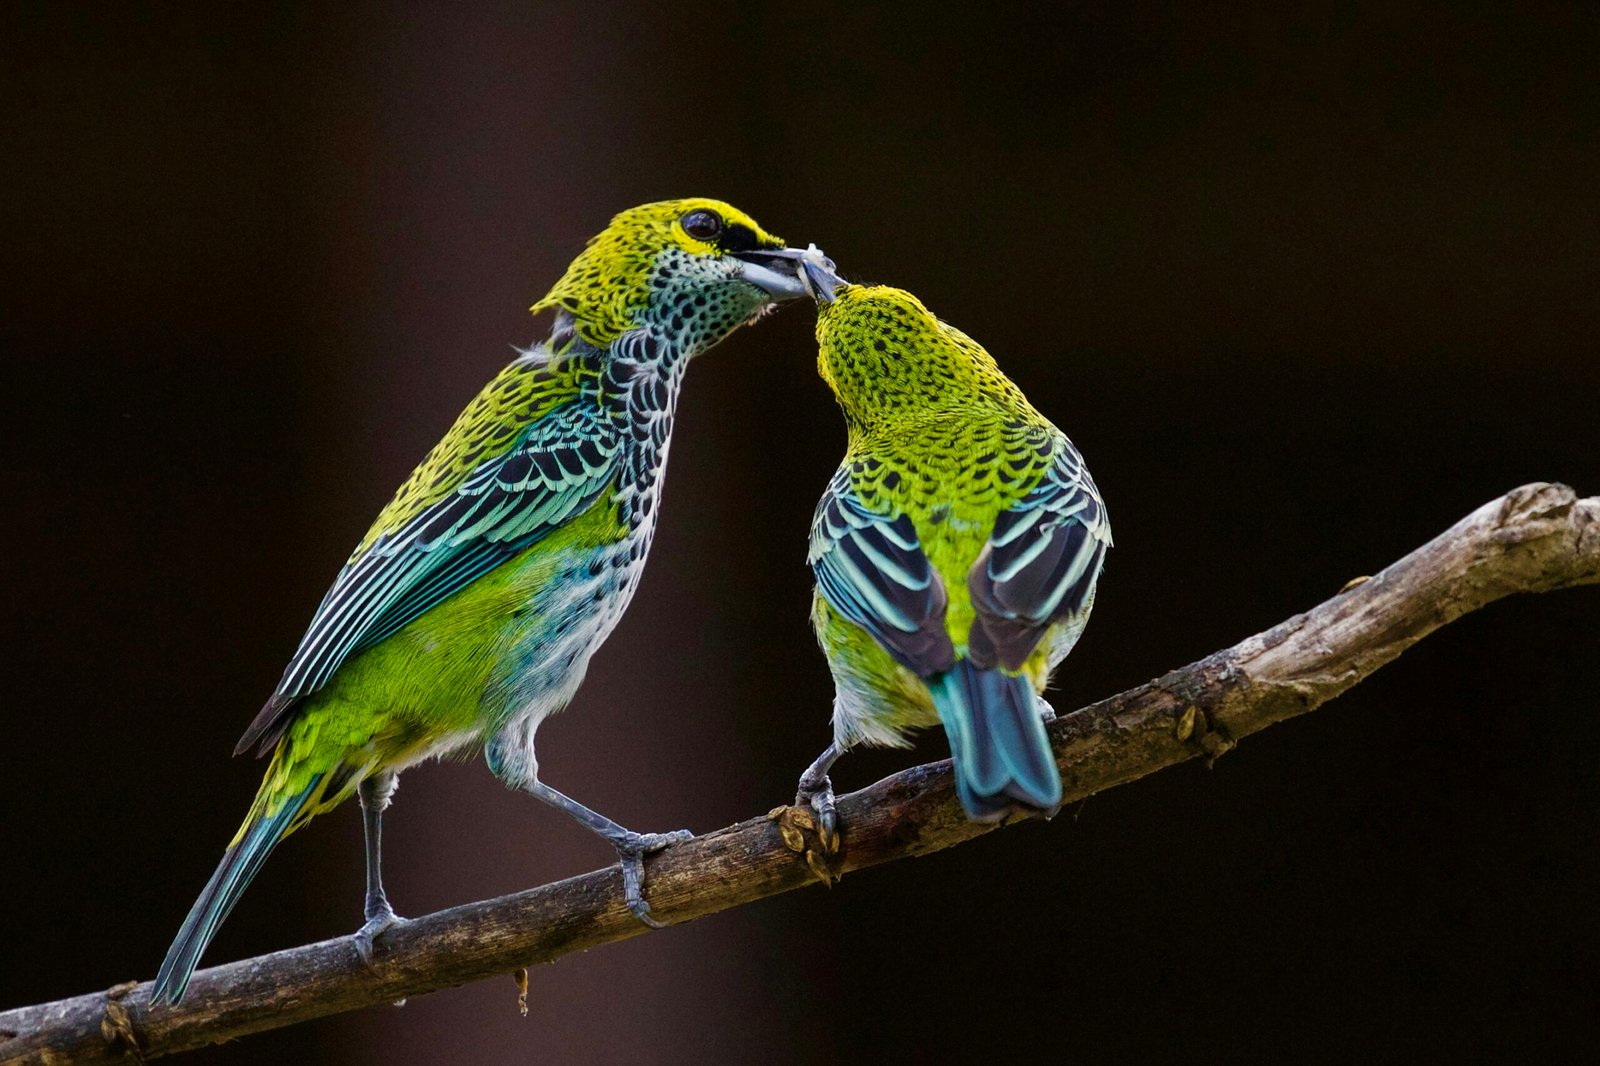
[613,829,694,929]
[773,783,843,886]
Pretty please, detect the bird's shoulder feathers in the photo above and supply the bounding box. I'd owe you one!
[236,347,625,756]
[355,349,605,560]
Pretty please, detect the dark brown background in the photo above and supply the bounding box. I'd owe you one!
[4,2,1598,1062]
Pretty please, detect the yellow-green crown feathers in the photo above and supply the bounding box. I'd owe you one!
[532,198,785,347]
[815,285,1025,431]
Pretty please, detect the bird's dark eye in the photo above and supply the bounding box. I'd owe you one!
[681,209,723,241]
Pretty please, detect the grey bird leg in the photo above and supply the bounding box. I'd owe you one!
[1036,694,1059,723]
[354,771,407,964]
[795,742,844,854]
[525,781,692,929]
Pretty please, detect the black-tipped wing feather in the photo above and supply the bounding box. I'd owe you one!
[808,467,956,677]
[968,437,1110,671]
[236,401,619,755]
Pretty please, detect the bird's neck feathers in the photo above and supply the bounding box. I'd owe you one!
[535,245,769,359]
[531,223,662,348]
[817,292,1025,438]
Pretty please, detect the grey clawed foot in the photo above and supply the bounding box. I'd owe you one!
[610,829,693,929]
[774,775,842,886]
[353,905,409,968]
[795,777,840,857]
[780,742,844,883]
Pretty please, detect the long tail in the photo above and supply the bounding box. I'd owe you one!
[930,661,1062,822]
[150,774,322,1005]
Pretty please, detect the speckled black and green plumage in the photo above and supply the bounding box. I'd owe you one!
[809,285,1111,821]
[154,198,807,1004]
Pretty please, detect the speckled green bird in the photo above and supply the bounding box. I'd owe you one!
[152,199,835,1005]
[791,275,1111,836]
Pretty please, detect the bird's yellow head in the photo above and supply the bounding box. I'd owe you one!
[813,284,1023,431]
[532,198,814,352]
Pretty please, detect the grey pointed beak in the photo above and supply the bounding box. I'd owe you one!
[730,244,842,302]
[796,245,842,303]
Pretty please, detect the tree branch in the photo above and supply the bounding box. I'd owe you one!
[5,482,1597,1065]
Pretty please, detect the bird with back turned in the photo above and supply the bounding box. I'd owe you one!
[791,271,1111,848]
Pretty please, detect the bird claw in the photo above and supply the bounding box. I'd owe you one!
[612,829,692,928]
[353,906,409,969]
[773,779,843,886]
[798,780,840,856]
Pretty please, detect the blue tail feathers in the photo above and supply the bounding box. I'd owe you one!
[150,778,319,1005]
[931,662,1062,821]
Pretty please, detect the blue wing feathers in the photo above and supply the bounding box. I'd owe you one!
[235,398,618,756]
[809,467,956,677]
[968,436,1109,672]
[810,438,1095,820]
[811,432,1100,822]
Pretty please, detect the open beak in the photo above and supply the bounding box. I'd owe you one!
[731,244,843,302]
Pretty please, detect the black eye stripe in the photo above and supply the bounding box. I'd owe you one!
[719,222,767,253]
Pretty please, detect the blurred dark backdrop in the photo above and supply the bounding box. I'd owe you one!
[3,2,1598,1062]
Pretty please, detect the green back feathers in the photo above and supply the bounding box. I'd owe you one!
[365,197,786,559]
[356,355,599,557]
[809,284,1109,675]
[532,198,784,348]
[243,350,621,754]
[244,198,793,756]
[814,284,1052,537]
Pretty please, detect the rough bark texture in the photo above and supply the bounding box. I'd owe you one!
[4,483,1596,1065]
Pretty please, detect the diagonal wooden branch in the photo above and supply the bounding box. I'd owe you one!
[4,483,1597,1065]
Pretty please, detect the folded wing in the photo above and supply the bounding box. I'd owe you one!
[237,383,618,755]
[808,466,956,678]
[967,436,1110,671]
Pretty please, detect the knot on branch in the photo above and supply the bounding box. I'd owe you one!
[1479,483,1600,592]
[1496,482,1575,529]
[1171,701,1238,766]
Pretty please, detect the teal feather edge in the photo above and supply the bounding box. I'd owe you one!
[931,665,1061,821]
[151,775,322,1005]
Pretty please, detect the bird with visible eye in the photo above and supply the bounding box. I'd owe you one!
[149,198,845,1006]
[681,208,723,241]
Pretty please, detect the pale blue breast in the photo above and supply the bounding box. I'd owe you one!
[477,330,684,756]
